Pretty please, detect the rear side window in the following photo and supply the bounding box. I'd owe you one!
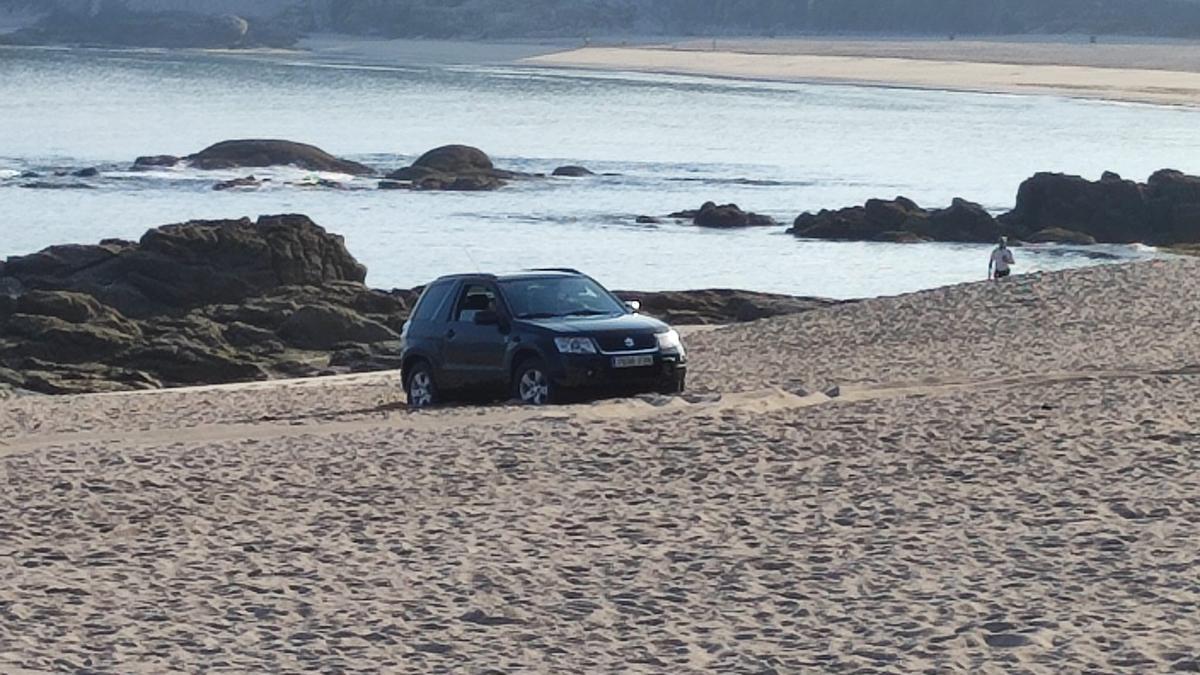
[454,284,497,323]
[411,281,454,323]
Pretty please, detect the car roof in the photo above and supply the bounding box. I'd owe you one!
[432,269,585,283]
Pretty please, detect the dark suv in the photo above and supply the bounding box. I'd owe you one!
[400,269,687,407]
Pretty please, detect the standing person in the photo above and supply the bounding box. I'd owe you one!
[989,236,1015,280]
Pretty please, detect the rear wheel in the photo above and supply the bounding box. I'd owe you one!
[406,361,439,409]
[513,358,557,406]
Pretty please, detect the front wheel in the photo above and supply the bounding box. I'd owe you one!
[513,359,557,406]
[406,362,439,409]
[659,371,686,395]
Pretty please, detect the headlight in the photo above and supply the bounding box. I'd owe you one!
[656,329,685,355]
[555,337,598,354]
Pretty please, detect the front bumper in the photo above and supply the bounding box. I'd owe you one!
[549,350,686,390]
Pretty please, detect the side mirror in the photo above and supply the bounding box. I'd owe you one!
[626,300,642,313]
[474,310,501,326]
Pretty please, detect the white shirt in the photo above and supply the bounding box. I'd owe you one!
[990,247,1014,273]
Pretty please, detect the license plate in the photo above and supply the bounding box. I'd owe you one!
[612,355,654,369]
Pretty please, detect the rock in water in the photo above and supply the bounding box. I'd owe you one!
[1000,169,1200,245]
[669,202,777,228]
[182,140,375,175]
[552,165,595,177]
[213,175,264,191]
[385,145,514,191]
[133,155,180,169]
[791,197,1000,243]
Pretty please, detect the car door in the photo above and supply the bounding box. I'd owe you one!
[404,278,457,373]
[442,281,509,390]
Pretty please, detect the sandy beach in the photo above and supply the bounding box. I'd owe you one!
[525,37,1200,106]
[3,258,1200,672]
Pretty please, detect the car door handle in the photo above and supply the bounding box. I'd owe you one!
[446,329,456,340]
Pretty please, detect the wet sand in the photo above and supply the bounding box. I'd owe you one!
[3,259,1200,672]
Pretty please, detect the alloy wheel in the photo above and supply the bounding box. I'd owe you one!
[409,371,434,408]
[518,368,550,405]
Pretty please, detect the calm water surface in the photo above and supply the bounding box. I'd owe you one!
[1,46,1194,297]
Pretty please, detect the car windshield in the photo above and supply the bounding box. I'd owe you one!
[501,276,626,319]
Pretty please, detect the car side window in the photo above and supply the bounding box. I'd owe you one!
[455,284,497,323]
[411,281,454,323]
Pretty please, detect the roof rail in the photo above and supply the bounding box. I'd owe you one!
[525,267,582,275]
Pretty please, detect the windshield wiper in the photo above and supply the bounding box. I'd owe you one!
[516,312,563,319]
[563,309,615,317]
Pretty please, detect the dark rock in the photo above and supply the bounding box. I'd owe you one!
[997,169,1200,244]
[385,145,513,191]
[16,290,120,324]
[377,180,409,190]
[4,214,366,318]
[635,216,663,224]
[926,198,999,241]
[278,304,399,350]
[790,196,1000,243]
[0,275,24,300]
[133,155,180,169]
[71,167,99,178]
[184,140,374,176]
[222,321,281,350]
[0,215,410,394]
[213,175,264,191]
[1,241,128,280]
[291,178,347,190]
[614,289,841,325]
[118,335,268,386]
[19,181,94,190]
[4,313,140,362]
[552,165,595,177]
[412,145,494,174]
[672,202,777,228]
[1000,171,1149,243]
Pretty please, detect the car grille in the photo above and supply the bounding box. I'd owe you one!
[595,333,657,353]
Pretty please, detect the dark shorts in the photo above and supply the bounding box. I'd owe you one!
[995,269,1011,279]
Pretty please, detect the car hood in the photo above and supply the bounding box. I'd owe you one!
[515,313,669,335]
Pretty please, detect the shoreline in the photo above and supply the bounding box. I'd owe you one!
[523,42,1200,107]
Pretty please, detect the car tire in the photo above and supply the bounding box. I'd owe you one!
[513,358,557,406]
[405,361,439,409]
[659,372,686,395]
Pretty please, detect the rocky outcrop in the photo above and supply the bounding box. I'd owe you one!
[669,202,776,228]
[0,215,410,394]
[384,145,515,191]
[615,289,841,325]
[790,197,1000,243]
[3,215,366,319]
[180,140,374,175]
[999,170,1200,245]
